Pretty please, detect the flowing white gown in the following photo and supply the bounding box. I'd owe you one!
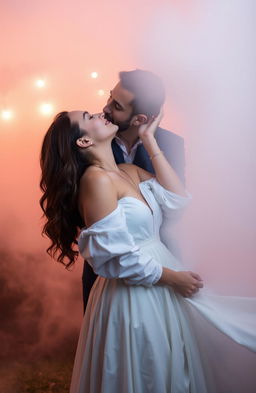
[70,178,256,393]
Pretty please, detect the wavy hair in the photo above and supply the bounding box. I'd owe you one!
[40,112,89,269]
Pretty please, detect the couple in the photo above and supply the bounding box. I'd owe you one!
[40,70,256,393]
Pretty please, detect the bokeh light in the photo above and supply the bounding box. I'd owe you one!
[35,79,46,88]
[39,103,54,116]
[1,110,13,121]
[97,89,105,96]
[91,72,98,79]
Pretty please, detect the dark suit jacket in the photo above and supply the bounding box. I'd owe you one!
[82,127,185,311]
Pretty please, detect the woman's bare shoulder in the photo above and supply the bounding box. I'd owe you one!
[79,167,118,226]
[80,166,113,188]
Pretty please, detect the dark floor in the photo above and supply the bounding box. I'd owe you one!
[0,357,73,393]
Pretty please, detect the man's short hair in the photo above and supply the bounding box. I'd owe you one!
[119,69,165,117]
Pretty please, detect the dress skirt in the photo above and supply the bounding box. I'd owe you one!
[70,239,256,393]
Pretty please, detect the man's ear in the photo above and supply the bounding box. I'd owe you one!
[131,114,148,126]
[76,137,93,149]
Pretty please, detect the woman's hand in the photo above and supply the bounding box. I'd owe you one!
[158,268,204,297]
[138,108,164,140]
[171,271,204,297]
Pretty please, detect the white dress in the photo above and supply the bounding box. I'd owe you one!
[70,178,256,393]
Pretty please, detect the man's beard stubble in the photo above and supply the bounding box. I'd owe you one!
[104,113,134,132]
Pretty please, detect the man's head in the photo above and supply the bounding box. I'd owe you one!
[103,69,165,131]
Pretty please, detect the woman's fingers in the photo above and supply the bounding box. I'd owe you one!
[185,284,200,297]
[190,271,203,282]
[172,271,204,298]
[190,272,204,288]
[197,282,204,288]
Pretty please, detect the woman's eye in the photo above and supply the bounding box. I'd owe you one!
[89,115,93,119]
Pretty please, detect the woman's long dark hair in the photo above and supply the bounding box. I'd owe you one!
[40,112,89,269]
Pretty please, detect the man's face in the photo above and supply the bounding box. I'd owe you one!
[103,82,135,131]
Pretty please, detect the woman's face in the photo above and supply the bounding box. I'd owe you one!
[68,111,118,142]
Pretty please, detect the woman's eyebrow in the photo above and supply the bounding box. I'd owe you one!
[83,111,89,119]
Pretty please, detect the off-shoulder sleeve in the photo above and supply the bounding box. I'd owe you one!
[145,178,192,218]
[78,206,162,287]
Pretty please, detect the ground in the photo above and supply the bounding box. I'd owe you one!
[0,357,73,393]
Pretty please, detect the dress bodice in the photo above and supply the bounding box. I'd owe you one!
[78,178,191,287]
[117,182,162,244]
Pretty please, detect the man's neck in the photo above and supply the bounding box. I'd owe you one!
[116,126,139,153]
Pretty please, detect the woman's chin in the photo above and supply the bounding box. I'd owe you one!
[109,124,118,134]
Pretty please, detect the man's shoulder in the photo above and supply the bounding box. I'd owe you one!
[155,127,184,146]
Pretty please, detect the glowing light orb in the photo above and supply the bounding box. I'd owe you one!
[36,79,46,88]
[1,110,13,120]
[91,72,98,79]
[97,89,105,96]
[40,103,54,116]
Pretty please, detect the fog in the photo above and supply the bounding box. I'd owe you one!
[0,0,255,384]
[139,0,256,295]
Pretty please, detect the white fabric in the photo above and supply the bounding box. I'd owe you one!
[78,178,190,287]
[78,206,162,286]
[71,178,256,393]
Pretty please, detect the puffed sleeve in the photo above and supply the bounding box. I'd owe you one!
[78,205,162,287]
[145,177,192,219]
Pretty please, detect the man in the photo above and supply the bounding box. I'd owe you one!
[82,69,185,311]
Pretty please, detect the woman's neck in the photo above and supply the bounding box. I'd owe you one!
[90,143,119,172]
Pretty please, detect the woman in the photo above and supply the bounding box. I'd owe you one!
[40,111,256,393]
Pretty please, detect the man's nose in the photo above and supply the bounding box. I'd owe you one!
[103,104,111,114]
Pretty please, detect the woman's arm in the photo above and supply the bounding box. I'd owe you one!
[138,110,187,196]
[158,268,203,297]
[137,112,203,295]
